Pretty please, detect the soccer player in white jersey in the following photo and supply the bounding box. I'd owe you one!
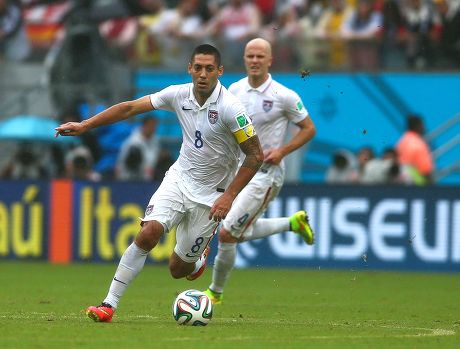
[55,44,263,323]
[204,38,316,305]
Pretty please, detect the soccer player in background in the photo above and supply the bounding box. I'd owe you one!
[55,44,263,322]
[204,38,316,305]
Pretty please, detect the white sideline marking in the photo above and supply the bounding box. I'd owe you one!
[0,313,455,339]
[0,312,159,320]
[164,327,456,341]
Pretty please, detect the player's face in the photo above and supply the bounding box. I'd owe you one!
[244,43,272,80]
[188,54,223,98]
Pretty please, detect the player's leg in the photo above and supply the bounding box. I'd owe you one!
[239,184,314,244]
[206,176,272,303]
[86,170,184,322]
[86,220,164,322]
[169,199,218,280]
[169,247,211,279]
[243,210,314,245]
[205,227,237,304]
[206,180,314,304]
[104,220,164,306]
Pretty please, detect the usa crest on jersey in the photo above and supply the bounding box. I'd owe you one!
[263,100,273,112]
[208,110,219,124]
[145,205,154,215]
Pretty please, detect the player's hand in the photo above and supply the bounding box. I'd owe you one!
[209,194,232,222]
[55,122,86,137]
[264,148,283,165]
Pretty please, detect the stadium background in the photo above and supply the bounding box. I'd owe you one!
[1,0,460,271]
[1,2,460,347]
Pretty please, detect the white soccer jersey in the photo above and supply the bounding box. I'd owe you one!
[149,81,256,206]
[229,74,309,184]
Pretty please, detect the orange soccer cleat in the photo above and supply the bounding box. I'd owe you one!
[86,303,114,323]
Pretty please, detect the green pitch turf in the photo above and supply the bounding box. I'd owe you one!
[0,262,459,349]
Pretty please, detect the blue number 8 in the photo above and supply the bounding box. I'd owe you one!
[191,237,204,253]
[194,130,203,148]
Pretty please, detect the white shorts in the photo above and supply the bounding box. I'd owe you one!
[222,170,281,239]
[142,169,218,263]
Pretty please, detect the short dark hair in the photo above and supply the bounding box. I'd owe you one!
[125,145,143,170]
[333,152,349,169]
[190,44,221,66]
[407,115,423,131]
[141,116,156,126]
[382,147,397,158]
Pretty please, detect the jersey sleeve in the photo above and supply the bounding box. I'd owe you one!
[149,85,177,112]
[284,89,309,124]
[225,101,257,144]
[228,82,237,95]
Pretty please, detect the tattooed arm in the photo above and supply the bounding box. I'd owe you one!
[229,135,264,197]
[209,135,263,221]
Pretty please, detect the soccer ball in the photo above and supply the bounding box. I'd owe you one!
[172,289,213,326]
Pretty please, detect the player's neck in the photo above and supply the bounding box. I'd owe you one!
[194,90,212,106]
[248,74,269,89]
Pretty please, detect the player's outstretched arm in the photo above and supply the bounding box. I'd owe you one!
[209,135,263,221]
[55,96,153,137]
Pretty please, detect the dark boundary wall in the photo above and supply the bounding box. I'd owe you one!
[1,180,459,272]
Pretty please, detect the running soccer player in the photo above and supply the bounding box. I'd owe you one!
[55,44,263,322]
[204,38,316,305]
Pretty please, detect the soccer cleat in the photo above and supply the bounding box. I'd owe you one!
[204,288,223,305]
[289,210,315,245]
[186,246,210,281]
[86,303,114,323]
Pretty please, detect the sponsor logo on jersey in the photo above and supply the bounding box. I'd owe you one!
[263,100,273,112]
[296,100,304,111]
[145,204,154,216]
[236,114,249,128]
[208,110,219,124]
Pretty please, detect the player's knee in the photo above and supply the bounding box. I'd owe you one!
[219,227,239,243]
[135,220,164,251]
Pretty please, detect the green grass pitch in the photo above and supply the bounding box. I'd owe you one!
[0,261,459,349]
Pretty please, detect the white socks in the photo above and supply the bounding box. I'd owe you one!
[209,242,237,294]
[242,217,289,241]
[103,242,149,309]
[191,252,206,274]
[209,218,290,294]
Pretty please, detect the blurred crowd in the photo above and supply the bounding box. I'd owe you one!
[1,0,460,70]
[0,111,434,186]
[326,114,434,185]
[0,109,175,182]
[0,0,443,185]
